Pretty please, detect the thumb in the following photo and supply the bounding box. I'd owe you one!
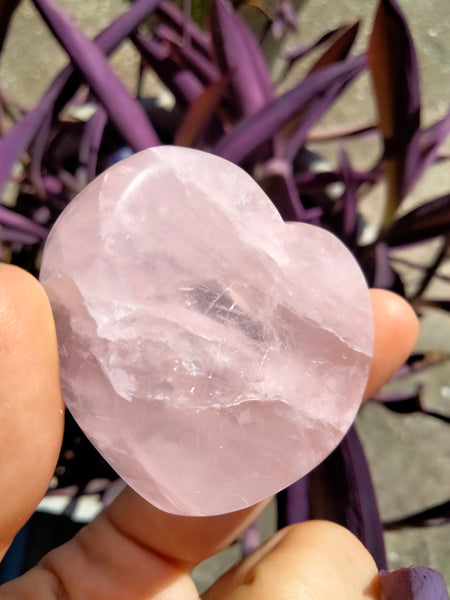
[0,265,64,558]
[203,520,381,600]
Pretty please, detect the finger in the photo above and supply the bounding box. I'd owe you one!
[0,265,64,559]
[364,289,418,399]
[203,520,381,600]
[0,493,269,600]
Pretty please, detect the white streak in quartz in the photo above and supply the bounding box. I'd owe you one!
[40,146,374,517]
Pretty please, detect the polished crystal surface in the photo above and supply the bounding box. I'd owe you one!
[40,146,373,516]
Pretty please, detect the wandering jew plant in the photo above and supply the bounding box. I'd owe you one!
[0,0,449,595]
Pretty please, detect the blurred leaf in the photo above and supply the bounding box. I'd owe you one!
[373,385,450,424]
[29,112,53,199]
[282,23,360,157]
[156,0,212,56]
[0,0,161,196]
[78,107,108,182]
[386,193,450,246]
[0,0,21,53]
[307,123,377,143]
[214,55,364,164]
[295,163,380,193]
[32,0,159,151]
[0,73,66,198]
[306,426,387,569]
[277,476,309,529]
[154,23,220,86]
[257,157,304,220]
[174,74,230,147]
[0,206,47,239]
[210,0,273,117]
[0,228,41,244]
[393,351,449,378]
[133,34,204,104]
[368,0,421,223]
[284,65,365,161]
[384,499,450,531]
[308,22,360,74]
[338,147,358,247]
[279,26,345,82]
[278,426,389,571]
[417,299,450,313]
[373,241,400,289]
[412,233,450,301]
[378,388,424,413]
[379,566,449,599]
[403,110,450,197]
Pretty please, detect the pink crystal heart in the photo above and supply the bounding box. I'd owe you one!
[40,146,373,516]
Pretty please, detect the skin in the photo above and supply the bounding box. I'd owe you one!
[0,264,419,599]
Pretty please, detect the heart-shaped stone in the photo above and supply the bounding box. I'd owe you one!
[40,146,373,516]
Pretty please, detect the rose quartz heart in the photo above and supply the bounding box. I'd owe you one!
[40,146,373,516]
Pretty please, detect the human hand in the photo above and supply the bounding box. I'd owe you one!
[0,264,418,599]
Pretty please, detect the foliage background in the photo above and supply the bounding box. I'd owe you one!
[0,0,449,589]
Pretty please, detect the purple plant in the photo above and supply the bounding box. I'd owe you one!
[0,0,449,593]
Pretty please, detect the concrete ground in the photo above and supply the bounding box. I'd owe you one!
[1,0,449,593]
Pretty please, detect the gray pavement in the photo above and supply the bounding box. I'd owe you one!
[1,0,449,592]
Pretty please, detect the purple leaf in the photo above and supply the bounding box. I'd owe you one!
[373,386,450,424]
[264,0,297,40]
[411,234,450,301]
[174,75,230,147]
[376,387,423,414]
[214,55,365,164]
[307,122,378,143]
[0,72,66,198]
[29,112,53,199]
[154,23,220,86]
[281,26,346,78]
[133,34,204,105]
[385,351,449,380]
[306,426,387,569]
[358,242,405,293]
[256,158,305,221]
[283,24,361,160]
[338,147,358,247]
[277,476,309,528]
[373,241,399,289]
[368,0,421,220]
[156,0,212,58]
[379,566,449,599]
[0,229,41,244]
[0,0,161,196]
[94,0,162,52]
[417,298,450,313]
[404,110,450,196]
[295,164,380,193]
[284,75,362,161]
[210,0,273,117]
[384,499,450,530]
[0,206,48,239]
[387,193,450,246]
[79,107,108,182]
[308,22,360,74]
[31,0,159,151]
